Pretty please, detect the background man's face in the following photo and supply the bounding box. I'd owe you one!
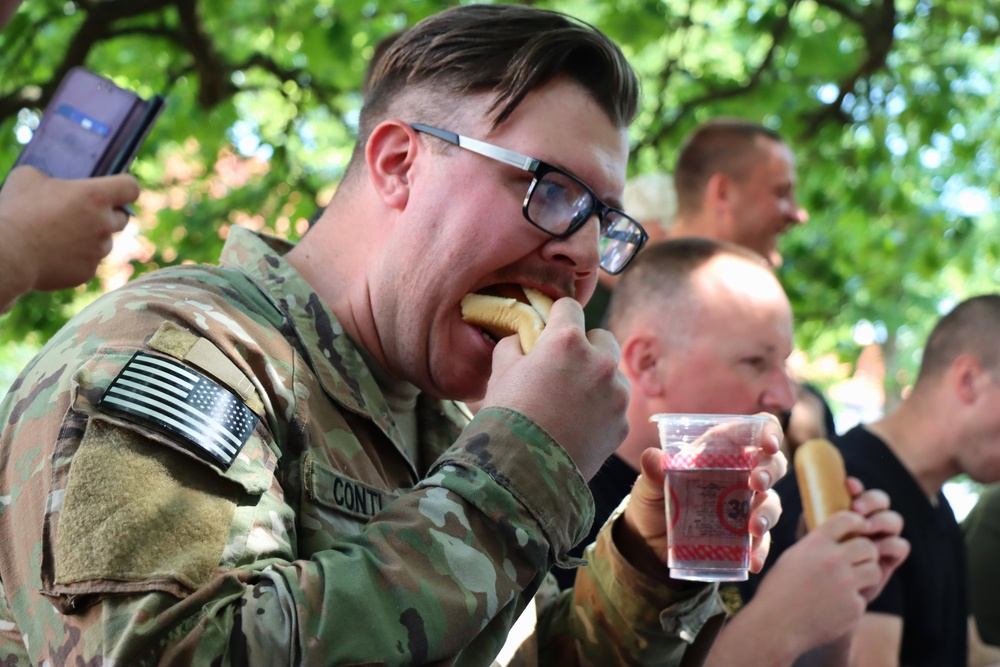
[958,373,1000,483]
[727,139,806,265]
[656,257,796,417]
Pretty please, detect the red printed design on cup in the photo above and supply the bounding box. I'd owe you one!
[662,448,758,470]
[672,543,749,564]
[717,482,751,535]
[667,486,680,530]
[663,468,752,578]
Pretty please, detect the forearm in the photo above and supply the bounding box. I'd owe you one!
[0,232,34,312]
[9,387,591,665]
[46,520,533,667]
[709,600,855,667]
[38,449,577,666]
[705,604,805,667]
[792,637,853,667]
[246,484,545,664]
[237,409,597,664]
[705,599,855,667]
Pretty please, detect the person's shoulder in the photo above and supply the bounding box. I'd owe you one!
[107,263,283,324]
[126,262,241,297]
[833,426,896,480]
[829,424,872,447]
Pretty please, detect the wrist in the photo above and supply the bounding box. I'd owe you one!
[612,512,704,591]
[0,227,36,308]
[708,605,802,667]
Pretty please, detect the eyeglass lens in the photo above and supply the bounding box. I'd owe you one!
[527,170,643,273]
[599,213,643,273]
[526,171,592,235]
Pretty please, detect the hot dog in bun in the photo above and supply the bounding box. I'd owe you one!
[461,286,553,353]
[795,438,852,531]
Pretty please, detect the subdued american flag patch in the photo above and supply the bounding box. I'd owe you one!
[99,351,259,469]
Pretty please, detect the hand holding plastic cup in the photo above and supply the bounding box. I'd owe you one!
[651,413,769,582]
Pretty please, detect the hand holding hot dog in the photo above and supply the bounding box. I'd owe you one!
[479,295,630,480]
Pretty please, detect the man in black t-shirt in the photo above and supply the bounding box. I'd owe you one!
[742,294,1000,666]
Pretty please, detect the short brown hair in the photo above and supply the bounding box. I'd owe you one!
[917,295,1000,385]
[606,237,768,339]
[347,4,639,176]
[360,29,407,99]
[674,118,785,215]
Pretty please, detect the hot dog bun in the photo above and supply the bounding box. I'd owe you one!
[461,287,554,353]
[795,438,851,531]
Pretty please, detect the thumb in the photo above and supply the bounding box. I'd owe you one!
[621,447,668,552]
[489,333,527,377]
[87,173,141,208]
[639,447,665,484]
[633,447,666,507]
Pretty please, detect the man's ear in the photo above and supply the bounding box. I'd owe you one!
[620,331,666,398]
[702,172,739,229]
[365,120,418,211]
[705,172,730,209]
[953,354,987,405]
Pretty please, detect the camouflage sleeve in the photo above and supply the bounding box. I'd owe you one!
[0,578,30,666]
[534,512,726,666]
[230,407,595,666]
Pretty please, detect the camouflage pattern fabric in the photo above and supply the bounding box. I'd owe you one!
[0,227,722,666]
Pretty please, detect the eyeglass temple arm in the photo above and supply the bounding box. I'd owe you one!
[410,123,539,172]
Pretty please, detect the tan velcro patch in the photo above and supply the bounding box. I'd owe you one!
[54,419,240,594]
[148,321,264,416]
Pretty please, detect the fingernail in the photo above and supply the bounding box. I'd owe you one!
[759,515,769,532]
[768,433,781,449]
[758,470,772,489]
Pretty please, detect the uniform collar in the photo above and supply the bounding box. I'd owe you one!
[219,228,396,433]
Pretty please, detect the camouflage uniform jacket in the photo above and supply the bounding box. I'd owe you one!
[0,227,723,666]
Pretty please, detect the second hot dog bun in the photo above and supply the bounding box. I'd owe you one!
[461,287,553,353]
[795,438,851,531]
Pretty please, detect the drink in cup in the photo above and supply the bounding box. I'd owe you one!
[650,413,767,582]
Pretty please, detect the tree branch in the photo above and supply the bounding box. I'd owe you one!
[0,0,175,123]
[812,0,863,23]
[634,5,794,154]
[174,0,233,109]
[798,0,896,139]
[235,52,347,109]
[105,24,184,42]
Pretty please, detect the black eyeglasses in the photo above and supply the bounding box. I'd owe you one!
[410,123,648,274]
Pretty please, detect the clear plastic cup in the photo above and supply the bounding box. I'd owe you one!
[651,413,768,582]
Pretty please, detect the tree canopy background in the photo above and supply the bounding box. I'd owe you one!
[2,0,999,410]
